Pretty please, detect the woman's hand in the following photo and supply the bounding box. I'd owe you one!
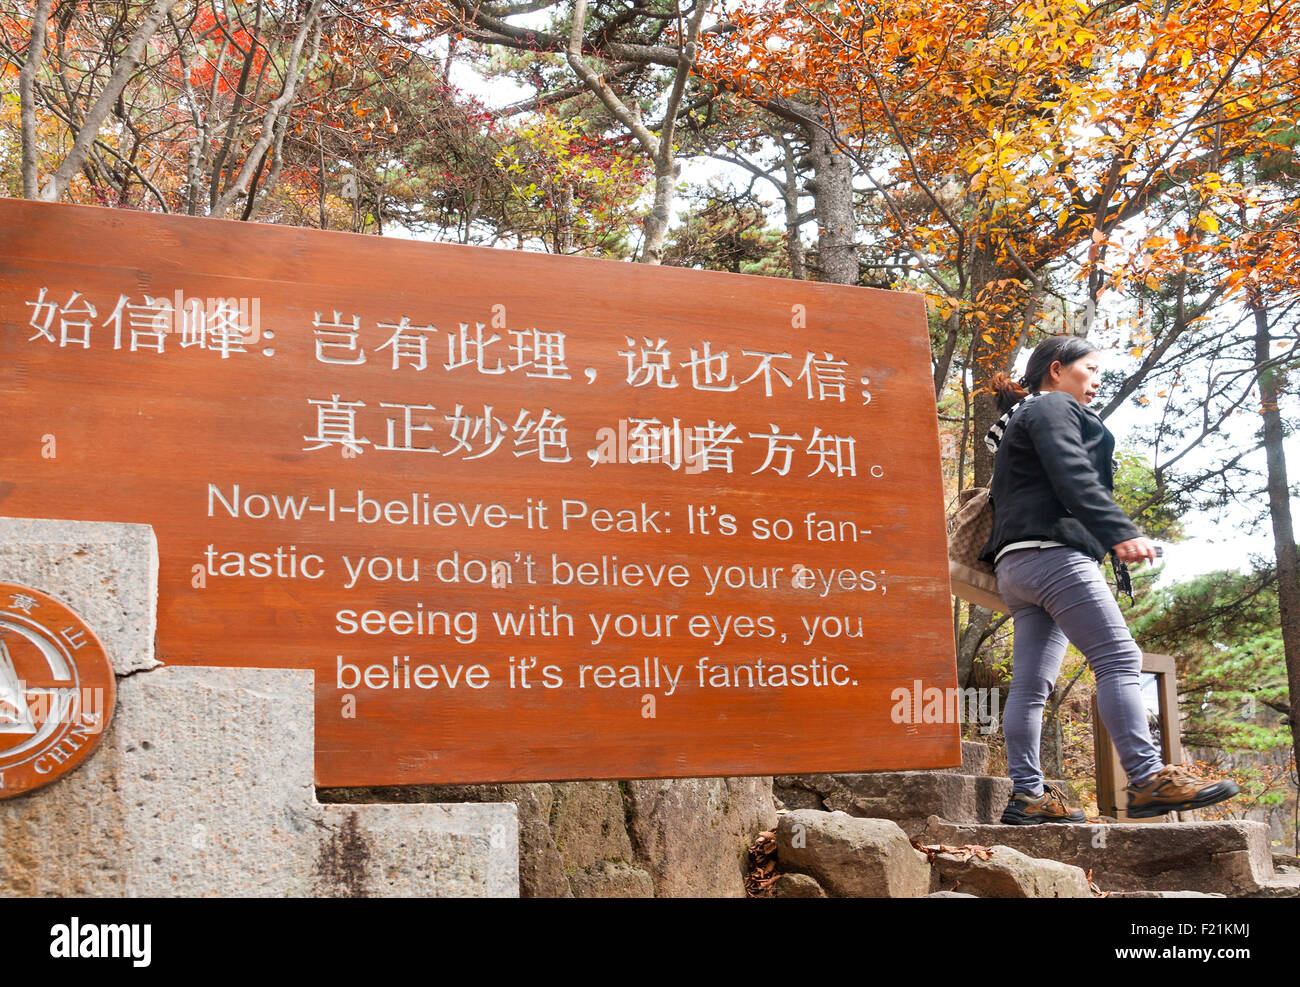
[1112,537,1159,565]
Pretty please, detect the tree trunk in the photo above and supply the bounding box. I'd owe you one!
[18,0,54,199]
[1252,299,1300,790]
[934,310,962,399]
[807,126,856,285]
[778,132,806,280]
[955,603,992,690]
[641,163,677,265]
[564,0,706,267]
[1043,688,1066,779]
[213,0,325,216]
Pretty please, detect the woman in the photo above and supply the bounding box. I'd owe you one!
[980,335,1238,823]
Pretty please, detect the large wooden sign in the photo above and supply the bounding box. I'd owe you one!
[0,200,958,786]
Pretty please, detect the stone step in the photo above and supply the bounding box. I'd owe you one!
[1108,891,1227,898]
[774,770,1076,835]
[1250,872,1300,899]
[776,773,1007,834]
[917,816,1280,897]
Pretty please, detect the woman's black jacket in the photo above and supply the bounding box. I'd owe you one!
[979,390,1141,565]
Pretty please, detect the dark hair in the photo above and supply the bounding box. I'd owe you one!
[990,334,1099,412]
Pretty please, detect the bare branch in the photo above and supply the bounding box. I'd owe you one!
[39,0,187,201]
[214,0,329,216]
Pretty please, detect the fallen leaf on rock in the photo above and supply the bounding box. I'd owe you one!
[1086,868,1109,898]
[910,840,995,863]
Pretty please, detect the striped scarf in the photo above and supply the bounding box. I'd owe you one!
[984,392,1041,455]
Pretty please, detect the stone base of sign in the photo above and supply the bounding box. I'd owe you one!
[0,516,160,675]
[0,517,518,898]
[940,739,991,775]
[320,775,778,898]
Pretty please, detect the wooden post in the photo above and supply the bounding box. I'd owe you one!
[1094,652,1183,822]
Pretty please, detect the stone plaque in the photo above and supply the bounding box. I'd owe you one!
[0,581,115,797]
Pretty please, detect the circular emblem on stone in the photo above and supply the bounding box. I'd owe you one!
[0,581,115,798]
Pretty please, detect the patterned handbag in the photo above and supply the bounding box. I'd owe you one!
[946,486,1007,613]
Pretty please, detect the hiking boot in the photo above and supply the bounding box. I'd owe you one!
[1000,785,1087,825]
[1125,764,1240,819]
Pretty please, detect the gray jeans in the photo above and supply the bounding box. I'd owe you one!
[995,546,1164,795]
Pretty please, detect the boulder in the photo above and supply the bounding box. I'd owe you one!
[772,873,827,898]
[569,860,655,898]
[776,810,931,897]
[624,776,778,897]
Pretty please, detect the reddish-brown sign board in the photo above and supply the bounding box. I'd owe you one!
[0,199,958,786]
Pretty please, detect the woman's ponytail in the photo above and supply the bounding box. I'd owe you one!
[989,371,1029,413]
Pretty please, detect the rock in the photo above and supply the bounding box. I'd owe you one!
[773,873,827,898]
[924,890,978,897]
[774,773,839,812]
[1272,852,1300,874]
[569,860,655,898]
[1248,873,1300,899]
[776,810,931,897]
[624,776,778,897]
[931,844,1092,898]
[552,782,638,873]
